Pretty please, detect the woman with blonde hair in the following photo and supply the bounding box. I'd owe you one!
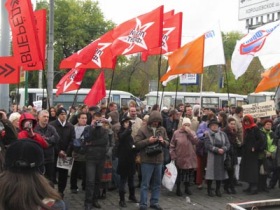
[0,139,65,210]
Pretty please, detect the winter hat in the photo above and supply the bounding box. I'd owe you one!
[8,112,21,123]
[5,139,45,174]
[182,117,191,125]
[207,119,219,128]
[56,107,67,116]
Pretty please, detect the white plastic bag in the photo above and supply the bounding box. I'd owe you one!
[162,160,177,191]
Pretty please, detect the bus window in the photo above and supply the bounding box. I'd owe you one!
[202,97,219,108]
[147,96,158,107]
[162,96,172,108]
[112,95,120,106]
[184,96,200,106]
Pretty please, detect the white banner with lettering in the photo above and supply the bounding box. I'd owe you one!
[242,100,276,118]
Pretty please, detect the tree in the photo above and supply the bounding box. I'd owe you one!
[36,0,115,88]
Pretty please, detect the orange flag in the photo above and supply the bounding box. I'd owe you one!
[84,71,106,106]
[255,63,280,93]
[160,35,204,82]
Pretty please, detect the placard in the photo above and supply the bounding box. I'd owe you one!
[56,156,74,170]
[242,100,276,118]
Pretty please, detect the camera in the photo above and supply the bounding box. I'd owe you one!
[95,120,103,127]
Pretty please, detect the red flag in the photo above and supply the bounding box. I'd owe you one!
[84,71,106,106]
[0,56,20,84]
[111,5,164,56]
[60,30,116,69]
[163,10,174,21]
[141,12,182,61]
[5,0,43,70]
[56,68,86,96]
[33,9,47,69]
[160,35,205,82]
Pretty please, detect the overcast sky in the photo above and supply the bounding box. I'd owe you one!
[98,0,247,44]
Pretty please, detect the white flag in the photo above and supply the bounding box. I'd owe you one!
[162,23,225,86]
[259,54,280,69]
[231,20,280,79]
[204,23,225,67]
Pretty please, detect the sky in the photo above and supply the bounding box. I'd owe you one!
[97,0,248,44]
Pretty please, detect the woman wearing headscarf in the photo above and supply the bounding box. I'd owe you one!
[170,117,199,196]
[239,114,265,195]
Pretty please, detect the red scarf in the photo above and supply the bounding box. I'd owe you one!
[243,114,257,130]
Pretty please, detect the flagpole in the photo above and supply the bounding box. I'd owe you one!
[156,53,163,105]
[107,69,114,109]
[159,62,169,109]
[67,88,79,121]
[199,72,204,116]
[223,65,231,106]
[174,76,179,109]
[42,69,50,109]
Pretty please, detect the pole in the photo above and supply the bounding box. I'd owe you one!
[47,0,54,106]
[156,54,163,105]
[24,71,29,106]
[0,0,10,111]
[66,88,79,121]
[107,70,114,108]
[198,73,204,116]
[223,65,231,106]
[174,76,179,109]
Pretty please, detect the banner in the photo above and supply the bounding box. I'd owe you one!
[5,0,42,70]
[111,5,163,56]
[231,20,280,79]
[242,100,276,118]
[0,56,19,84]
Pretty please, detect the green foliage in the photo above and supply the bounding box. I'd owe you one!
[19,2,265,97]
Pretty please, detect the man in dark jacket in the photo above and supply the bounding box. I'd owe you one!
[83,112,109,210]
[135,111,169,210]
[34,109,60,184]
[49,107,75,197]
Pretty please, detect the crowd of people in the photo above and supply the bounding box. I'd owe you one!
[0,101,280,210]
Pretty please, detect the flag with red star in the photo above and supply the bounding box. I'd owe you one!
[111,5,164,57]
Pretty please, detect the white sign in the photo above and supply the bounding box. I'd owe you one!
[33,100,42,111]
[180,74,198,85]
[239,0,280,20]
[242,100,276,118]
[56,157,74,170]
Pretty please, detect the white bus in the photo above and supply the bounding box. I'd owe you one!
[145,91,248,110]
[247,92,275,104]
[10,88,143,109]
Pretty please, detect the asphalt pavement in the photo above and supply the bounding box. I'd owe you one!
[62,180,280,210]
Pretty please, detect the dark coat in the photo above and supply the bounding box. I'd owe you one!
[83,126,109,161]
[239,126,265,183]
[49,119,75,156]
[117,124,137,177]
[34,124,60,163]
[223,126,239,166]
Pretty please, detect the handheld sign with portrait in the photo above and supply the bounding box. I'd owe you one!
[242,100,276,118]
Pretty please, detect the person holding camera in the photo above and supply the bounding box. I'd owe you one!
[117,116,138,207]
[18,112,48,149]
[83,112,109,210]
[135,110,169,210]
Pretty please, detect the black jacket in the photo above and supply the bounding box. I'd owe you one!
[49,120,75,156]
[34,124,60,163]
